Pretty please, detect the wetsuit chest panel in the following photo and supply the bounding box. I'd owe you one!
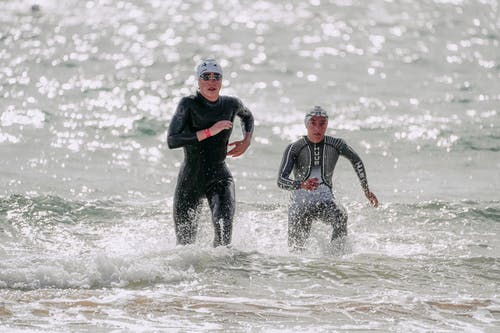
[292,138,341,187]
[189,97,235,131]
[184,96,238,166]
[169,91,253,188]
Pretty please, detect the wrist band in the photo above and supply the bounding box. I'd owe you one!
[204,128,211,138]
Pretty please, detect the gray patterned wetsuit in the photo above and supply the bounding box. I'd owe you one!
[277,136,370,249]
[168,92,254,247]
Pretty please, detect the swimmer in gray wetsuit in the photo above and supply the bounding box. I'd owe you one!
[168,59,254,247]
[277,106,378,250]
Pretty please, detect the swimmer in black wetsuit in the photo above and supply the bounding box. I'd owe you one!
[277,106,378,250]
[167,58,254,247]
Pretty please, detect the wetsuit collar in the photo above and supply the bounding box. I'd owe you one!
[197,90,220,104]
[304,136,325,145]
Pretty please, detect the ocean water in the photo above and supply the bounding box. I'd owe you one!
[1,0,499,332]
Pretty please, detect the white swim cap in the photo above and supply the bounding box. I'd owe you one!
[196,58,223,77]
[304,106,328,125]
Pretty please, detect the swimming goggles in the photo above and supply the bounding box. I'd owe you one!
[199,73,223,81]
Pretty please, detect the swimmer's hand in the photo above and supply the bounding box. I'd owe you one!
[210,120,233,135]
[365,190,379,208]
[227,134,251,157]
[197,120,232,141]
[300,178,319,191]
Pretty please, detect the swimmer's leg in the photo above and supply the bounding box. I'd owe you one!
[173,187,202,245]
[321,201,347,241]
[207,179,235,247]
[288,205,313,251]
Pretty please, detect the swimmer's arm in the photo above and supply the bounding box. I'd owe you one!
[236,102,254,135]
[339,140,379,207]
[197,120,233,141]
[227,131,252,157]
[227,101,254,157]
[277,144,302,190]
[167,99,198,149]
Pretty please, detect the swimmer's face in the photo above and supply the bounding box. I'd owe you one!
[198,72,222,102]
[306,115,328,143]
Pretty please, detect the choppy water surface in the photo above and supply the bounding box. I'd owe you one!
[1,0,499,332]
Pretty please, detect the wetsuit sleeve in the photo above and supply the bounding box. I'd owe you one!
[277,143,302,190]
[167,98,198,149]
[235,99,254,135]
[337,139,370,191]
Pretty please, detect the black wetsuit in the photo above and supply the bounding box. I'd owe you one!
[167,92,254,247]
[277,136,370,249]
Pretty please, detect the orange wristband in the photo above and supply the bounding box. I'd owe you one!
[204,128,211,138]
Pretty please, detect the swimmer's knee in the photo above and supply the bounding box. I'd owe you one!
[288,223,311,250]
[288,234,306,251]
[176,227,197,245]
[174,214,198,245]
[213,218,232,247]
[332,205,347,225]
[331,219,347,241]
